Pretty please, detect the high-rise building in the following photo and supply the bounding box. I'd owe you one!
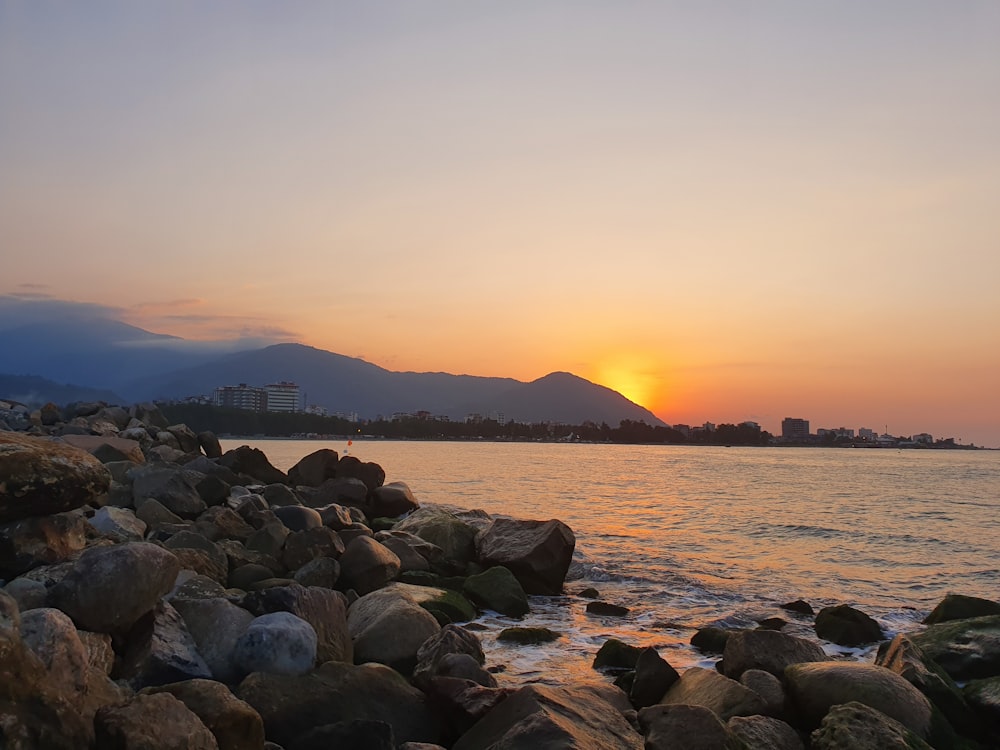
[264,382,300,413]
[781,417,810,439]
[213,384,267,411]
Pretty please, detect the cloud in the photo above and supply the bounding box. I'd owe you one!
[0,295,125,329]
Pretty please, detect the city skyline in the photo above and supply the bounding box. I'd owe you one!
[2,3,998,448]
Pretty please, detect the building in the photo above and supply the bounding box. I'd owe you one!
[213,384,267,411]
[264,382,300,413]
[781,417,810,440]
[858,427,876,441]
[913,433,934,444]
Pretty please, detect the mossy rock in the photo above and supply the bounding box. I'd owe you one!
[464,566,530,618]
[924,594,1000,624]
[691,627,733,654]
[369,517,397,533]
[497,627,562,645]
[399,571,443,587]
[418,589,477,625]
[593,638,642,671]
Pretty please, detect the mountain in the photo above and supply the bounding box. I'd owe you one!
[128,343,665,426]
[0,374,123,407]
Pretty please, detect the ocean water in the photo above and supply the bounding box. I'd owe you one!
[223,439,1000,687]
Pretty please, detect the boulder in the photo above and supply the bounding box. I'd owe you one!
[195,506,255,542]
[229,563,276,591]
[462,565,529,617]
[0,433,111,523]
[19,607,89,702]
[218,446,288,485]
[809,701,932,750]
[659,666,767,721]
[316,502,355,530]
[722,628,826,679]
[132,465,208,518]
[587,600,630,616]
[593,637,642,671]
[784,661,932,736]
[638,704,746,750]
[630,646,680,708]
[395,509,481,566]
[95,692,219,749]
[348,584,442,674]
[60,434,146,464]
[380,535,432,573]
[4,577,48,611]
[291,719,395,750]
[452,683,642,750]
[910,614,1000,681]
[79,629,115,674]
[739,668,786,717]
[727,715,802,750]
[420,677,510,743]
[691,626,733,654]
[339,536,401,595]
[143,679,266,750]
[336,456,385,492]
[166,424,201,454]
[246,521,290,557]
[233,611,317,677]
[135,498,185,531]
[963,676,1000,733]
[0,510,91,579]
[49,541,181,634]
[237,660,440,747]
[88,505,147,542]
[370,481,420,518]
[273,504,322,532]
[293,556,341,589]
[814,604,884,646]
[475,517,575,595]
[875,633,984,738]
[282,525,345,571]
[497,626,561,644]
[198,431,223,459]
[924,594,1000,624]
[262,483,301,507]
[242,583,352,665]
[301,477,369,509]
[173,597,255,684]
[119,601,213,689]
[288,448,340,487]
[413,624,489,689]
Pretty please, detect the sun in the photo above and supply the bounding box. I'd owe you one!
[593,359,659,409]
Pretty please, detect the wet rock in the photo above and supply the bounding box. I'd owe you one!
[233,611,317,677]
[237,660,440,748]
[630,646,680,708]
[348,584,441,675]
[95,692,219,749]
[497,626,561,645]
[784,661,932,737]
[0,433,111,523]
[924,593,1000,624]
[722,628,826,679]
[910,614,1000,681]
[475,517,575,595]
[594,637,643,671]
[452,683,641,750]
[339,535,401,595]
[809,701,932,750]
[659,666,767,720]
[288,448,340,487]
[638,704,745,750]
[143,679,265,750]
[963,676,1000,735]
[814,604,884,646]
[413,624,489,689]
[587,600,630,616]
[691,626,733,654]
[462,565,529,617]
[49,541,181,634]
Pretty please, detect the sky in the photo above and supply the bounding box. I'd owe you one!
[2,2,999,446]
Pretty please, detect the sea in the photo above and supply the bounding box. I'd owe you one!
[221,439,1000,688]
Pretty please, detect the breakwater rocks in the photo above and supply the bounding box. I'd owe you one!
[1,399,999,748]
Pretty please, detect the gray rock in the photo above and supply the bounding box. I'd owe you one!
[282,525,345,571]
[19,607,89,702]
[395,507,479,563]
[370,481,420,518]
[119,600,213,689]
[242,583,352,665]
[727,715,803,750]
[475,517,575,595]
[722,628,826,679]
[910,614,1000,681]
[4,577,48,611]
[293,556,341,589]
[88,506,147,542]
[339,536,401,595]
[131,465,208,518]
[288,448,340,487]
[233,611,317,677]
[631,646,680,708]
[0,511,91,579]
[142,678,265,750]
[273,504,322,531]
[413,624,489,689]
[95,692,219,750]
[50,541,181,634]
[638,704,745,750]
[809,701,932,749]
[659,666,767,720]
[173,596,255,684]
[814,604,884,646]
[348,585,441,675]
[462,565,529,617]
[740,668,786,717]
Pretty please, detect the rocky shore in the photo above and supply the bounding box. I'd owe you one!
[1,398,998,749]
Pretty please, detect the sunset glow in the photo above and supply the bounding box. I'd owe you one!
[1,2,998,446]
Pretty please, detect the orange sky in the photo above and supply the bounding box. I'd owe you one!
[2,3,998,445]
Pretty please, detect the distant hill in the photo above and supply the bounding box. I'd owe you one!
[0,374,123,407]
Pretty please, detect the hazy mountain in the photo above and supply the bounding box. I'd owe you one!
[0,374,123,407]
[129,343,664,426]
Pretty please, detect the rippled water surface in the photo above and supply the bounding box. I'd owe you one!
[225,440,1000,685]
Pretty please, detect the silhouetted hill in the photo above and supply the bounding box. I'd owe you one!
[0,374,123,407]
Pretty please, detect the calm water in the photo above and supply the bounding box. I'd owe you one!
[223,439,1000,686]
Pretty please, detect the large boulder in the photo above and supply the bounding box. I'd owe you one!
[0,433,111,523]
[370,481,420,518]
[463,565,529,617]
[60,434,145,464]
[659,666,767,721]
[95,692,219,749]
[814,604,884,646]
[809,701,932,750]
[475,517,575,595]
[784,661,932,737]
[910,614,1000,681]
[722,628,826,679]
[395,508,481,565]
[924,593,1000,624]
[242,583,352,665]
[336,456,385,492]
[131,465,208,518]
[638,704,747,750]
[218,446,288,485]
[453,683,642,749]
[88,505,147,542]
[727,715,802,750]
[172,597,255,684]
[118,601,213,689]
[142,679,265,750]
[289,449,340,487]
[282,525,345,571]
[232,611,317,677]
[237,660,440,748]
[412,624,489,690]
[338,536,401,595]
[49,541,181,634]
[19,607,90,703]
[0,510,91,579]
[630,646,680,708]
[347,584,441,675]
